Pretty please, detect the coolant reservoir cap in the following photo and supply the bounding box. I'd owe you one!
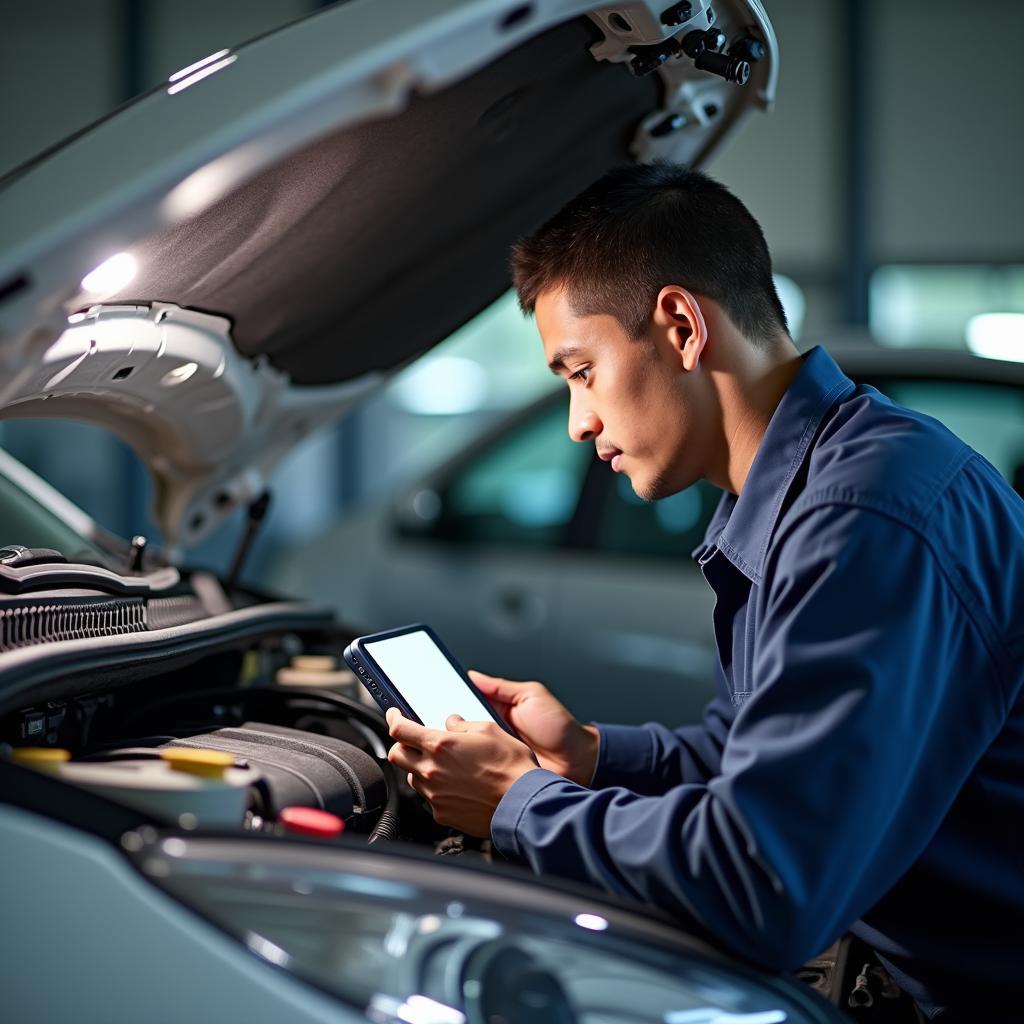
[10,747,71,769]
[279,806,345,838]
[160,748,235,779]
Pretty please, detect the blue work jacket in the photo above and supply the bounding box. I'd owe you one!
[491,346,1024,1019]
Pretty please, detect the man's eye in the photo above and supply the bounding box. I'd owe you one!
[569,367,590,383]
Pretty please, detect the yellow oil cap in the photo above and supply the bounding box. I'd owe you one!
[10,747,71,770]
[160,748,235,780]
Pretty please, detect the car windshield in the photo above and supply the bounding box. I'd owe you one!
[0,452,113,566]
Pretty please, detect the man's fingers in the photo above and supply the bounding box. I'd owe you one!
[445,714,469,732]
[468,670,530,702]
[386,708,430,747]
[388,741,426,773]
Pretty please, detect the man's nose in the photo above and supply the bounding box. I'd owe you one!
[569,401,602,443]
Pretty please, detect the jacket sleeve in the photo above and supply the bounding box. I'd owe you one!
[491,505,1008,969]
[590,683,735,793]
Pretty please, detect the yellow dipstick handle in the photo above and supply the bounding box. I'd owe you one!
[160,748,235,780]
[10,747,71,768]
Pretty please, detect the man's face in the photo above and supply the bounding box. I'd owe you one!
[536,287,709,501]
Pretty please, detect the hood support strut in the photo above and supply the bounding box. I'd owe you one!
[226,490,272,592]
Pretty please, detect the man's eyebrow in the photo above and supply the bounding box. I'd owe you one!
[548,345,584,374]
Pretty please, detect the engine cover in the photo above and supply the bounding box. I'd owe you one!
[164,721,387,821]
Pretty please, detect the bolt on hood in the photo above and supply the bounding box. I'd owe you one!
[0,0,776,546]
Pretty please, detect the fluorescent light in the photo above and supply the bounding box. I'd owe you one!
[169,49,230,83]
[81,252,136,295]
[574,912,609,931]
[965,313,1024,363]
[167,54,237,95]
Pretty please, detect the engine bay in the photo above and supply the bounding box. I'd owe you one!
[0,554,480,858]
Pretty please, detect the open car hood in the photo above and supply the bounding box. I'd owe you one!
[0,0,776,546]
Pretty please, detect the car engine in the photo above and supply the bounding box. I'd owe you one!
[0,548,472,856]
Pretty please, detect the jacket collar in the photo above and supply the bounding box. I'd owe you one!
[693,345,856,584]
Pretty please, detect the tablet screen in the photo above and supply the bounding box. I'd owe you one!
[363,629,493,730]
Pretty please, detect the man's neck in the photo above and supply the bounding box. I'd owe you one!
[710,336,802,494]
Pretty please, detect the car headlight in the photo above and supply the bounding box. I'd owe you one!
[130,833,843,1024]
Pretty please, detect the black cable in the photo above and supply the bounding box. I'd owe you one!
[367,778,400,843]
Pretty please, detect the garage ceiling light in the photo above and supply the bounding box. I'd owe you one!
[169,49,230,83]
[965,313,1024,363]
[168,53,237,95]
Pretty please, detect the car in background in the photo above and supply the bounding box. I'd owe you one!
[272,341,1024,727]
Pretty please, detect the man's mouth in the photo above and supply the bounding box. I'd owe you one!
[598,447,623,471]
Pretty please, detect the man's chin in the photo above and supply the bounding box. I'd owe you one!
[631,476,667,503]
[632,469,690,503]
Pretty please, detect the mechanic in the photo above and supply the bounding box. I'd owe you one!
[386,164,1024,1021]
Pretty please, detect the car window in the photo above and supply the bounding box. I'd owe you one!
[864,377,1024,492]
[0,465,108,564]
[590,474,721,561]
[436,400,591,547]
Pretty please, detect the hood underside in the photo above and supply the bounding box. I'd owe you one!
[108,18,659,386]
[0,0,776,544]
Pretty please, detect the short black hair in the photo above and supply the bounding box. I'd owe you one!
[511,163,788,345]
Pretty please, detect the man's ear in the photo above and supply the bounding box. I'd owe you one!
[653,286,708,371]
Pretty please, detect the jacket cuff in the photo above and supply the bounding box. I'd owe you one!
[491,767,568,861]
[590,722,655,789]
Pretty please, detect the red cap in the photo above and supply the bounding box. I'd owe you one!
[278,806,345,838]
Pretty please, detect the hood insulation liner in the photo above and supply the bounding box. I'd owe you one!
[105,18,658,385]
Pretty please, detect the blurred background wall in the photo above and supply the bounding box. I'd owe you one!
[1,0,1022,578]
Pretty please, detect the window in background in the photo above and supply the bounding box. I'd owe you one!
[437,400,590,548]
[356,292,557,505]
[866,378,1024,494]
[0,420,146,542]
[773,274,805,340]
[869,265,1024,359]
[592,476,721,561]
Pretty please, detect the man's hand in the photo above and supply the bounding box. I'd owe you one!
[468,671,599,787]
[386,708,538,837]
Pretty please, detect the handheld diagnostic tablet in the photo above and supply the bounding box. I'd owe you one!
[343,623,513,734]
